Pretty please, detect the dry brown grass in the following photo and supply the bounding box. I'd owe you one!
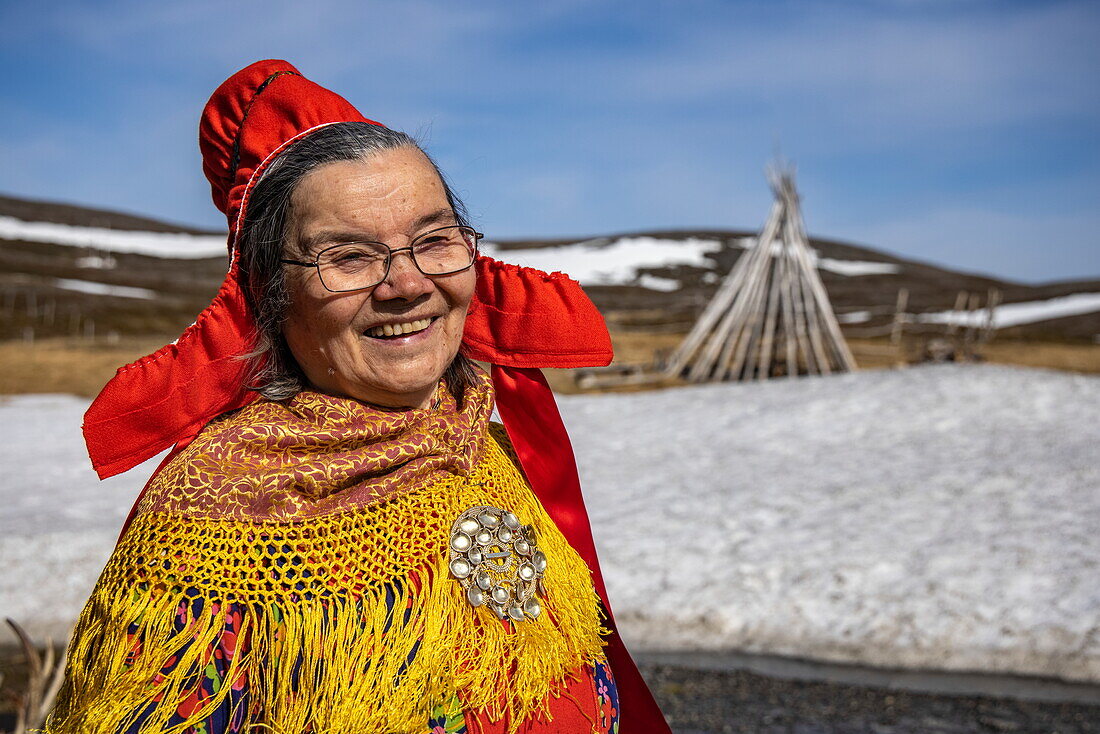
[0,333,1096,399]
[547,332,1100,393]
[979,340,1100,374]
[606,332,1100,375]
[0,337,168,397]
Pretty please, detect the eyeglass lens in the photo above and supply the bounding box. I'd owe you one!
[316,226,476,292]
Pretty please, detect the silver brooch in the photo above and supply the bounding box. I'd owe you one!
[448,505,547,621]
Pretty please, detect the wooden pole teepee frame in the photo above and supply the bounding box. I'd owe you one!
[663,166,857,382]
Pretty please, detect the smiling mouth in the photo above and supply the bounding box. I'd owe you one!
[365,317,436,339]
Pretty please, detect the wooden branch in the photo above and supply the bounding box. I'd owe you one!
[667,165,857,382]
[979,288,1001,345]
[5,618,67,734]
[784,215,830,375]
[946,291,967,336]
[777,244,799,376]
[891,288,909,346]
[782,185,856,372]
[688,209,779,381]
[718,235,773,379]
[663,206,773,377]
[757,252,784,380]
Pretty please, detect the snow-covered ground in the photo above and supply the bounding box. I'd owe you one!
[0,395,161,646]
[1,365,1098,683]
[566,365,1100,683]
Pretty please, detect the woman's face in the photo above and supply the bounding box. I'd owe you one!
[281,147,476,409]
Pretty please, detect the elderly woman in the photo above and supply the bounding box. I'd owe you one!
[50,61,669,733]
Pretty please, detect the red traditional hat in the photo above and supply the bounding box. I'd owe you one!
[81,59,668,730]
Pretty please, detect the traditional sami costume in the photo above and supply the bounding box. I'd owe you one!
[49,60,671,734]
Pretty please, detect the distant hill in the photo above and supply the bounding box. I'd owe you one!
[0,194,1097,343]
[0,193,220,235]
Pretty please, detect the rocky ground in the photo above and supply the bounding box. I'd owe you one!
[640,664,1100,734]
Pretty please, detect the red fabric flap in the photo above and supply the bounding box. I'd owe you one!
[463,255,613,369]
[82,265,258,479]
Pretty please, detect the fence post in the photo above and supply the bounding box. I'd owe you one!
[890,288,909,346]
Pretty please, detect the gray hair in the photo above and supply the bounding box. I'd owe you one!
[237,122,478,406]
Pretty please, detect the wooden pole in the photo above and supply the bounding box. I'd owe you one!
[979,288,1001,344]
[717,227,775,379]
[784,213,831,375]
[891,288,909,346]
[697,230,772,381]
[664,205,778,378]
[774,185,817,377]
[685,203,781,381]
[781,174,857,372]
[668,164,856,381]
[734,213,796,378]
[725,245,774,379]
[963,292,981,356]
[757,252,784,380]
[946,291,967,336]
[778,244,798,376]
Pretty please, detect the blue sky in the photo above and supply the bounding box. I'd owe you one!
[1,0,1097,283]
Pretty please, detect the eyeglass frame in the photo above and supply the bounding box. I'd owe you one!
[280,224,483,293]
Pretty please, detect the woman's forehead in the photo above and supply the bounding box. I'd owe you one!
[289,150,453,247]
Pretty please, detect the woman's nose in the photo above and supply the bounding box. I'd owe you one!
[374,249,434,300]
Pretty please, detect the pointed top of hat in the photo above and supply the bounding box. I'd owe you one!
[198,59,382,248]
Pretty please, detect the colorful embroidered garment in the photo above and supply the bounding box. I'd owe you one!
[50,370,615,733]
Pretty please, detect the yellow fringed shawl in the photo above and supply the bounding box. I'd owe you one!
[49,375,608,734]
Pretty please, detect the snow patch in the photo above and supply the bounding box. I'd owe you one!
[636,274,680,292]
[75,254,117,269]
[0,215,227,258]
[483,237,721,286]
[837,310,873,324]
[52,278,157,299]
[727,238,901,276]
[918,292,1100,329]
[818,258,901,276]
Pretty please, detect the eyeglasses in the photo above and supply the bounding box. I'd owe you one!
[281,225,482,293]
